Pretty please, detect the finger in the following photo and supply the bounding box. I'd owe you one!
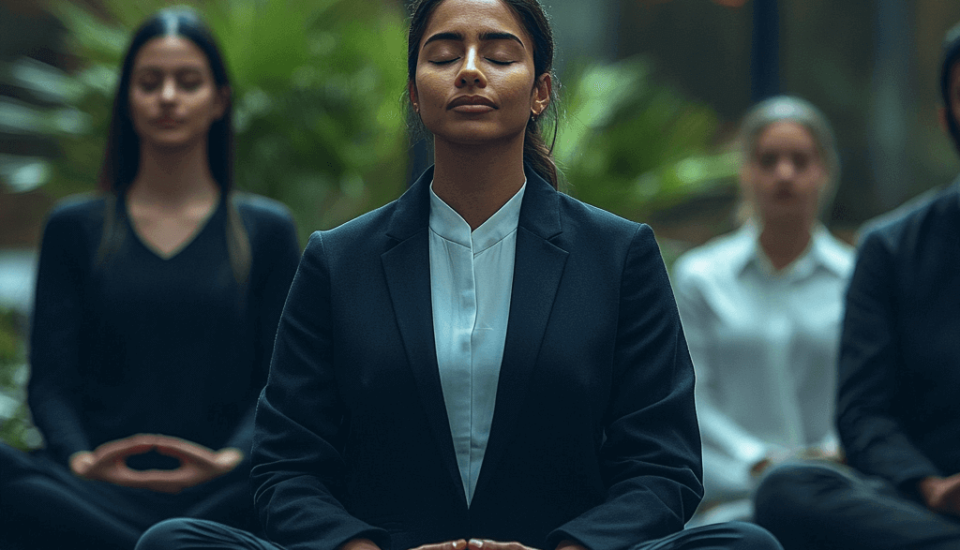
[153,440,218,466]
[470,541,536,550]
[93,436,155,462]
[213,448,244,471]
[69,452,96,477]
[119,468,191,493]
[152,435,216,454]
[412,540,467,550]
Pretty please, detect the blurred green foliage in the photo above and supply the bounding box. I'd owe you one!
[0,0,736,233]
[1,0,410,243]
[0,306,42,451]
[557,56,738,222]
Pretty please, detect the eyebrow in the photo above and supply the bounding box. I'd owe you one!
[422,31,525,49]
[133,65,205,75]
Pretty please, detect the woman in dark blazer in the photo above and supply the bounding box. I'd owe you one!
[137,1,780,549]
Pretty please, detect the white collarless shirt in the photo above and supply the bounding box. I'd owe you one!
[671,221,854,503]
[428,181,526,506]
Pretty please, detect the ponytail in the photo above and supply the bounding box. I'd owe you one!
[523,110,559,189]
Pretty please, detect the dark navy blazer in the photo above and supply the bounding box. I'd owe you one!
[837,182,960,490]
[250,167,703,550]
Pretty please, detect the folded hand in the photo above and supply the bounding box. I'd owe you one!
[69,434,243,493]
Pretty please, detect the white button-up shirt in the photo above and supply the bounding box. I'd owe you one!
[671,222,854,504]
[428,182,525,506]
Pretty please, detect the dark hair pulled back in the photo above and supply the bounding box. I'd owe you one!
[406,0,560,189]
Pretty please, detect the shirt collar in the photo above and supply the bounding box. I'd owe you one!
[429,180,526,253]
[735,219,848,279]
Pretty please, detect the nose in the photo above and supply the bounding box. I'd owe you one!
[160,77,177,103]
[775,158,796,180]
[455,47,487,88]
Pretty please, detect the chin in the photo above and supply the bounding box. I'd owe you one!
[433,125,526,148]
[143,133,205,152]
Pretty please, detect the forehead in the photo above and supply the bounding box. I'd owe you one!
[133,35,210,71]
[756,121,817,150]
[421,0,530,47]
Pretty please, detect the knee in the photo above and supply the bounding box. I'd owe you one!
[136,518,203,550]
[754,463,842,514]
[753,462,849,541]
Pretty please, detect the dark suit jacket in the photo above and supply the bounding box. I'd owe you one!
[250,167,702,550]
[837,182,960,490]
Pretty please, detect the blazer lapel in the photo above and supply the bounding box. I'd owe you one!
[381,167,467,505]
[475,169,568,499]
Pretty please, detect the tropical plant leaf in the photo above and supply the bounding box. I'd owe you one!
[557,56,737,221]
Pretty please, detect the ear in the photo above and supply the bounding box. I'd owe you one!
[408,80,419,113]
[938,105,949,134]
[212,86,230,121]
[531,73,552,117]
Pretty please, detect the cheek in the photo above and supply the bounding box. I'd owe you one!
[742,166,771,193]
[500,73,536,106]
[128,93,150,123]
[414,71,443,106]
[802,165,828,192]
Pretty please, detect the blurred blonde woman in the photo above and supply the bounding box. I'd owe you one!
[671,96,853,525]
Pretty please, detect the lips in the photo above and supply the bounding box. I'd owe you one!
[152,117,182,128]
[448,95,496,112]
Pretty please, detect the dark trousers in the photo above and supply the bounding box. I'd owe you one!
[0,443,256,550]
[135,518,782,550]
[753,461,960,550]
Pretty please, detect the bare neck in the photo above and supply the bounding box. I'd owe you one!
[757,218,815,271]
[128,142,220,208]
[431,138,526,230]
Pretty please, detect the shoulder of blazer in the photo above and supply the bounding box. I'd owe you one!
[551,191,653,260]
[859,184,960,259]
[311,197,406,258]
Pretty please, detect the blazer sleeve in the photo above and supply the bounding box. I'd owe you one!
[836,230,940,489]
[27,208,92,464]
[549,225,703,549]
[251,232,389,550]
[225,210,300,454]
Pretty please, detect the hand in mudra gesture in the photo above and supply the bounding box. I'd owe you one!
[69,433,243,493]
[404,538,588,550]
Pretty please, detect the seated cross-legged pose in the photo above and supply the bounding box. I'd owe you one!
[0,8,300,550]
[752,22,960,550]
[136,1,782,550]
[672,96,853,526]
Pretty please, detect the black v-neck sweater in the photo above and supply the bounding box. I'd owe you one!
[27,193,300,466]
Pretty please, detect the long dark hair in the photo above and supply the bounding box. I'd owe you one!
[96,8,249,286]
[406,0,560,189]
